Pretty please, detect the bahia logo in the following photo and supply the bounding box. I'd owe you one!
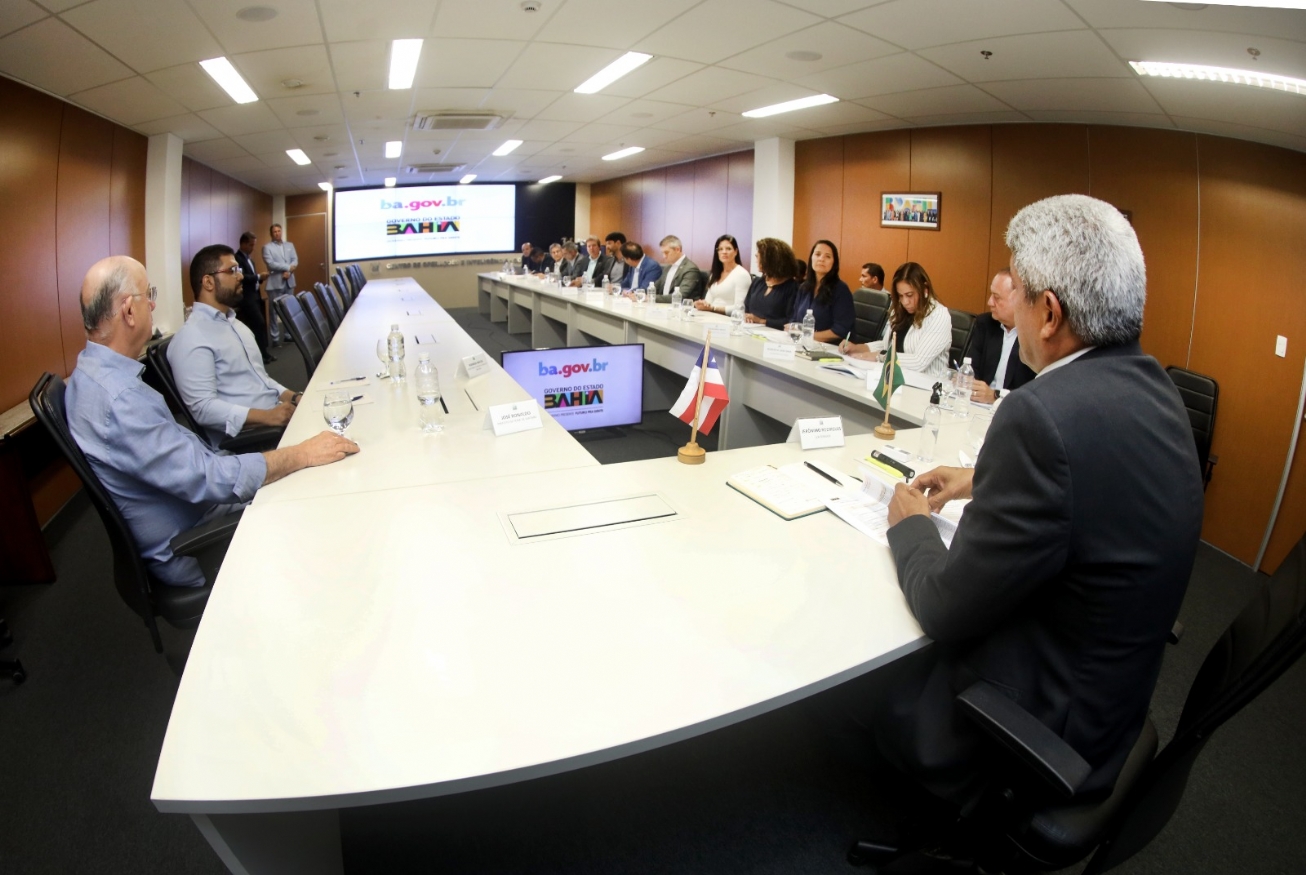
[539,358,607,379]
[381,198,464,211]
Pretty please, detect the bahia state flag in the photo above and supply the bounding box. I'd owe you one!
[670,347,730,434]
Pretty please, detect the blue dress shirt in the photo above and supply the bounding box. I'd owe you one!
[168,303,287,445]
[66,342,267,587]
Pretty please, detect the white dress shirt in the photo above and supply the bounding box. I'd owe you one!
[662,255,686,296]
[869,302,953,378]
[992,323,1019,390]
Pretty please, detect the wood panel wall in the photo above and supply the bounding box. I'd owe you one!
[590,151,754,271]
[791,123,1306,569]
[180,157,273,305]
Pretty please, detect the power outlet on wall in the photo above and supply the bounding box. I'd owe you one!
[1275,335,1288,358]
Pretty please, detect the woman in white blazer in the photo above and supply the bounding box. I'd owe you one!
[840,261,952,379]
[695,234,752,314]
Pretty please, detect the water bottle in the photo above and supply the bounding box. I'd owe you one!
[387,323,406,382]
[917,383,943,463]
[414,353,443,433]
[669,286,681,319]
[955,356,974,419]
[800,308,816,348]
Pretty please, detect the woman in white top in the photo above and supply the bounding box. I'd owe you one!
[840,261,952,378]
[695,234,752,314]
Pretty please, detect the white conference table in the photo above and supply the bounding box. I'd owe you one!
[152,278,977,874]
[477,273,937,447]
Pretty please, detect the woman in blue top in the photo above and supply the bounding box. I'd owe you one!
[790,239,854,342]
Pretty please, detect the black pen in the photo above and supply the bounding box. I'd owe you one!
[805,461,842,486]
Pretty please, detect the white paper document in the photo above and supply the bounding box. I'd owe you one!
[825,470,959,547]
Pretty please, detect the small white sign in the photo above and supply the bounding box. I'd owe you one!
[763,342,798,361]
[786,416,846,450]
[484,400,543,436]
[703,323,730,337]
[554,286,579,297]
[611,297,633,310]
[584,290,605,304]
[461,352,492,379]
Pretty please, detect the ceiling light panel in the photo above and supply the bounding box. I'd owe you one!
[199,57,258,104]
[286,149,311,165]
[602,146,645,161]
[389,39,423,90]
[538,175,562,183]
[459,174,477,184]
[492,139,524,156]
[575,52,653,94]
[1131,60,1306,94]
[385,140,403,158]
[742,93,839,118]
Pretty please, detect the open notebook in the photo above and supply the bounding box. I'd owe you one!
[726,462,859,521]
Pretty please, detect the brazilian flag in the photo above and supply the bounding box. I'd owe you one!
[872,357,905,410]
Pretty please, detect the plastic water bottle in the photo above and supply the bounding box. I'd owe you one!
[414,353,443,432]
[387,323,406,382]
[955,356,974,418]
[800,308,816,348]
[669,287,681,319]
[917,383,943,463]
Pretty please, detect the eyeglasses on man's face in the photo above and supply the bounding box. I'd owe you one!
[131,285,158,304]
[209,265,244,279]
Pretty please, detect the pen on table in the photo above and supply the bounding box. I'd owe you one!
[330,375,366,385]
[348,394,364,403]
[805,461,842,486]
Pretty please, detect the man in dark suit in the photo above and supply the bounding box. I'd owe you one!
[868,194,1204,809]
[568,236,612,287]
[233,231,272,363]
[618,242,662,291]
[558,241,580,278]
[964,268,1035,402]
[657,234,704,300]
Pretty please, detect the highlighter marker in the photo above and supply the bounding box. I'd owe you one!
[863,456,906,481]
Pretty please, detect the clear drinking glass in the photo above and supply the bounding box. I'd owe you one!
[634,287,647,305]
[786,322,803,344]
[323,390,354,436]
[729,306,746,335]
[681,299,694,321]
[375,338,390,379]
[967,409,993,456]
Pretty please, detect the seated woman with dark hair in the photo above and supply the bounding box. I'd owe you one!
[696,234,751,314]
[743,238,799,330]
[790,239,854,343]
[840,261,952,377]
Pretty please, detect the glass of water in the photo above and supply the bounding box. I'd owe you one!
[967,409,993,456]
[375,339,390,379]
[785,322,803,344]
[323,390,354,436]
[634,287,647,305]
[729,306,746,335]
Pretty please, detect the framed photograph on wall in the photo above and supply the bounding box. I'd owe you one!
[880,192,940,230]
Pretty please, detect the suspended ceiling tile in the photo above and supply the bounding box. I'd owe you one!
[413,38,526,90]
[643,66,779,106]
[265,93,347,128]
[658,133,752,155]
[1022,110,1176,129]
[183,137,249,162]
[340,89,415,124]
[0,16,133,94]
[512,118,586,141]
[608,98,697,126]
[0,0,46,39]
[717,21,899,79]
[144,62,232,112]
[563,122,643,145]
[533,92,631,124]
[232,129,304,155]
[906,110,1031,125]
[328,40,389,94]
[838,0,1086,51]
[978,77,1165,114]
[197,100,284,136]
[29,0,80,11]
[709,117,823,141]
[205,154,279,176]
[1098,28,1306,80]
[598,56,704,100]
[231,45,337,99]
[636,0,824,65]
[479,87,565,117]
[709,83,832,115]
[497,42,623,92]
[810,119,912,137]
[1144,77,1306,137]
[795,52,963,100]
[70,75,186,124]
[919,31,1132,82]
[431,0,557,40]
[193,0,324,55]
[655,106,751,135]
[531,0,701,50]
[133,112,223,141]
[289,124,354,151]
[409,87,494,112]
[858,84,1014,117]
[60,0,221,74]
[1062,0,1306,43]
[319,0,438,42]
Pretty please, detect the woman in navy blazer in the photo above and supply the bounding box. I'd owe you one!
[790,239,854,342]
[743,237,799,330]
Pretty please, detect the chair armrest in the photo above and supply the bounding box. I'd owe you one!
[1168,620,1184,645]
[219,425,283,453]
[170,510,244,557]
[956,681,1093,800]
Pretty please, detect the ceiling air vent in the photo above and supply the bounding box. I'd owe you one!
[412,111,505,131]
[403,163,467,174]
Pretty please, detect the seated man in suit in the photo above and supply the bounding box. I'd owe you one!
[519,242,533,270]
[657,235,704,301]
[66,256,357,587]
[568,236,612,287]
[168,243,300,447]
[558,241,581,278]
[618,242,663,291]
[527,246,555,274]
[603,232,627,284]
[826,195,1204,815]
[858,262,884,291]
[965,268,1036,403]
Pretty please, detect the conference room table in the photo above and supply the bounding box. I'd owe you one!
[477,272,936,447]
[151,278,980,874]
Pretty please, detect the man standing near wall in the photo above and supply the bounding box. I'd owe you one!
[262,224,297,344]
[233,232,272,363]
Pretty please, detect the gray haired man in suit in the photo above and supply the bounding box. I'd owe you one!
[658,235,703,301]
[262,223,298,344]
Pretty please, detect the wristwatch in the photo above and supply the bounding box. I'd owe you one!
[993,389,1002,399]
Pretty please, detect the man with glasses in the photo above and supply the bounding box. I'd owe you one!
[66,255,357,587]
[262,223,298,344]
[169,244,300,447]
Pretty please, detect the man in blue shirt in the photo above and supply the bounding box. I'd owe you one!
[66,256,357,587]
[618,242,663,291]
[169,244,298,446]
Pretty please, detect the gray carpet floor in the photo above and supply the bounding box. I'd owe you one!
[0,307,1301,874]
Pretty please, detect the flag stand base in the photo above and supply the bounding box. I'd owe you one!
[873,423,896,440]
[677,441,706,465]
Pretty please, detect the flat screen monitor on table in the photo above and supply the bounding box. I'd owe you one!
[501,344,644,432]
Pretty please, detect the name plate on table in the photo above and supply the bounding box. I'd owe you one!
[703,322,730,338]
[460,352,492,379]
[611,297,633,310]
[484,400,543,436]
[763,342,798,361]
[554,286,579,297]
[787,416,846,449]
[584,291,605,304]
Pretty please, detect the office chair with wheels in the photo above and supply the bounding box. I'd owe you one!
[852,289,891,345]
[296,290,334,348]
[949,309,976,368]
[144,337,283,453]
[848,533,1306,874]
[1166,366,1219,490]
[1,616,25,684]
[312,282,343,331]
[274,295,325,378]
[29,373,244,653]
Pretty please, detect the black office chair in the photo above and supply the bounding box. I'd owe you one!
[1,616,24,684]
[1166,366,1219,490]
[949,309,976,368]
[330,274,352,314]
[348,264,366,292]
[29,373,243,653]
[333,270,355,309]
[313,282,343,331]
[849,533,1306,874]
[852,289,891,345]
[296,289,334,348]
[275,295,325,378]
[144,337,283,453]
